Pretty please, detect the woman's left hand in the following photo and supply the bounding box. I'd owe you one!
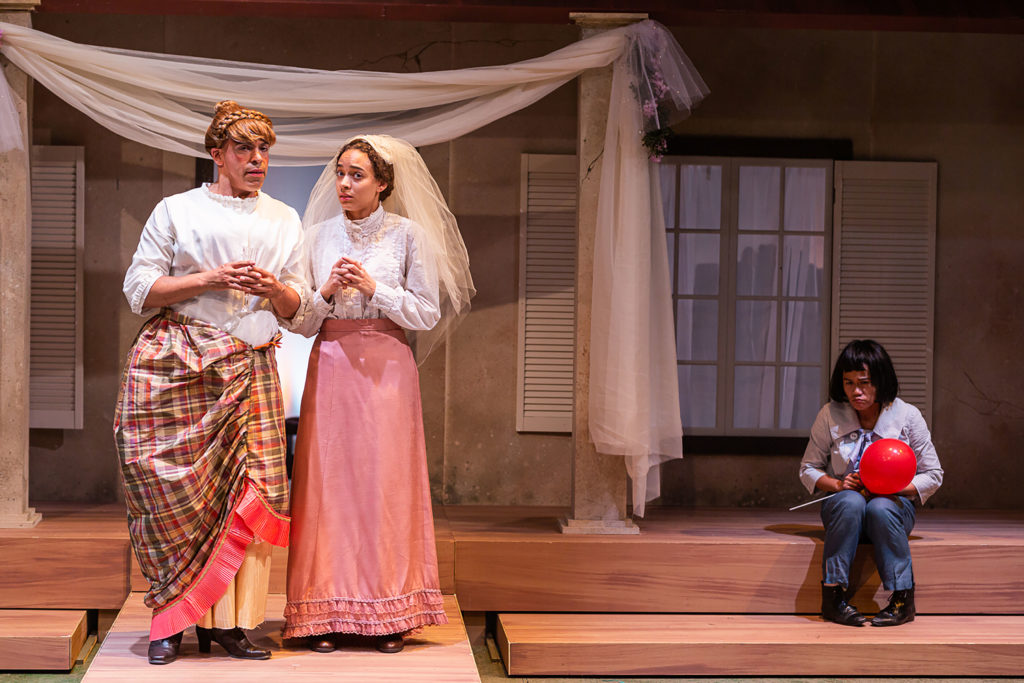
[339,257,376,299]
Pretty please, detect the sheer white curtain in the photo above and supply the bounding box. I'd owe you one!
[779,166,826,430]
[733,164,826,431]
[589,24,707,515]
[734,166,779,428]
[1,20,627,163]
[0,33,19,152]
[0,18,708,515]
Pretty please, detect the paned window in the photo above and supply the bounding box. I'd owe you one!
[661,157,832,435]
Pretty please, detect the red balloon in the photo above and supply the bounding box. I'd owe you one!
[859,438,917,495]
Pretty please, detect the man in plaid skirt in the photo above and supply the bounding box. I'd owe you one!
[115,100,307,665]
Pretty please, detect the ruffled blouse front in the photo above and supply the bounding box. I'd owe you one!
[291,205,440,337]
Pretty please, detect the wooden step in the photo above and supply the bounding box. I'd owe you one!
[7,504,1024,618]
[0,503,130,610]
[0,609,89,671]
[451,506,1024,614]
[497,612,1024,677]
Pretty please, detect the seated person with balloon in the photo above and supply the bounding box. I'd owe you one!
[799,339,943,627]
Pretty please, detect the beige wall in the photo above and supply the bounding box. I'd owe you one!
[25,15,1023,509]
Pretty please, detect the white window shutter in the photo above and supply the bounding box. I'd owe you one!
[831,161,937,422]
[516,154,577,433]
[30,146,85,430]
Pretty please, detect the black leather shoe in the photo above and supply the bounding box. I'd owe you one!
[310,636,336,653]
[375,633,405,653]
[821,583,867,626]
[872,587,915,626]
[195,626,271,659]
[148,631,183,665]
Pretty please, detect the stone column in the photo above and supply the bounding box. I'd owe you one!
[560,12,646,535]
[0,0,41,528]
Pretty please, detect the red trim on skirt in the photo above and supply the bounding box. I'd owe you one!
[149,479,289,640]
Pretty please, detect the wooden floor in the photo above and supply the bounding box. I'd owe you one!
[497,612,1024,677]
[82,593,479,682]
[6,503,1024,678]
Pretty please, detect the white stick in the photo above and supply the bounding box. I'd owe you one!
[789,493,836,511]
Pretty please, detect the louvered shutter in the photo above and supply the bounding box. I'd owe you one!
[516,154,578,433]
[831,161,937,422]
[29,146,84,430]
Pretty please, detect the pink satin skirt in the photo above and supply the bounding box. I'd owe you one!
[283,318,447,638]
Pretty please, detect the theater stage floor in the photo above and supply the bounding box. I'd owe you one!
[81,593,479,682]
[2,504,1022,681]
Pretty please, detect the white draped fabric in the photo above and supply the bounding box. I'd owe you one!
[0,19,708,515]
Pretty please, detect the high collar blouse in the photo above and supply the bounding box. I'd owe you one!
[123,185,307,331]
[291,205,440,337]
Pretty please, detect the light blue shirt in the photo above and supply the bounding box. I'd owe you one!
[840,429,871,477]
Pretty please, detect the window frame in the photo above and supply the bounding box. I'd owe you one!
[663,155,834,437]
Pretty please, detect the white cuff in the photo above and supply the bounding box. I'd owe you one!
[313,289,334,314]
[370,281,400,313]
[129,273,161,315]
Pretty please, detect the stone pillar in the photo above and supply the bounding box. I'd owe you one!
[0,0,41,527]
[560,12,647,535]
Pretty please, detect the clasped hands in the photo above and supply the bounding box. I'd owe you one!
[835,472,864,493]
[319,257,376,300]
[205,260,287,301]
[830,472,886,499]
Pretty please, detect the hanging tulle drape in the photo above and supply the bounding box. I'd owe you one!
[2,20,639,164]
[0,18,708,515]
[589,24,705,515]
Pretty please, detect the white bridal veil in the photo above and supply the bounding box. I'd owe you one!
[304,134,475,364]
[0,19,708,515]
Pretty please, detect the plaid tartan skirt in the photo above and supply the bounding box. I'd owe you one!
[114,310,290,640]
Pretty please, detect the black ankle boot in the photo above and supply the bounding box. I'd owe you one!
[375,632,405,653]
[147,631,183,664]
[195,626,271,659]
[821,583,867,626]
[871,587,915,626]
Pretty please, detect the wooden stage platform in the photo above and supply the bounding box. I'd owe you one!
[445,505,1024,614]
[496,612,1024,677]
[82,593,479,682]
[2,503,1023,677]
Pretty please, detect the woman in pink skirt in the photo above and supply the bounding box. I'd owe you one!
[284,135,473,654]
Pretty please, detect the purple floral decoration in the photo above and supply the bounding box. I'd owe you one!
[635,52,674,162]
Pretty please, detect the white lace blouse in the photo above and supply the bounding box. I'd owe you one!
[123,185,307,331]
[291,205,440,337]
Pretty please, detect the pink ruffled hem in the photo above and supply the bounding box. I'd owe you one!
[282,589,448,638]
[149,479,289,640]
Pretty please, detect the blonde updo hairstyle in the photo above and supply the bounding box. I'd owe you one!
[204,100,276,152]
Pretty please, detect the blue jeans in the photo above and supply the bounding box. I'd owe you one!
[820,490,916,591]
